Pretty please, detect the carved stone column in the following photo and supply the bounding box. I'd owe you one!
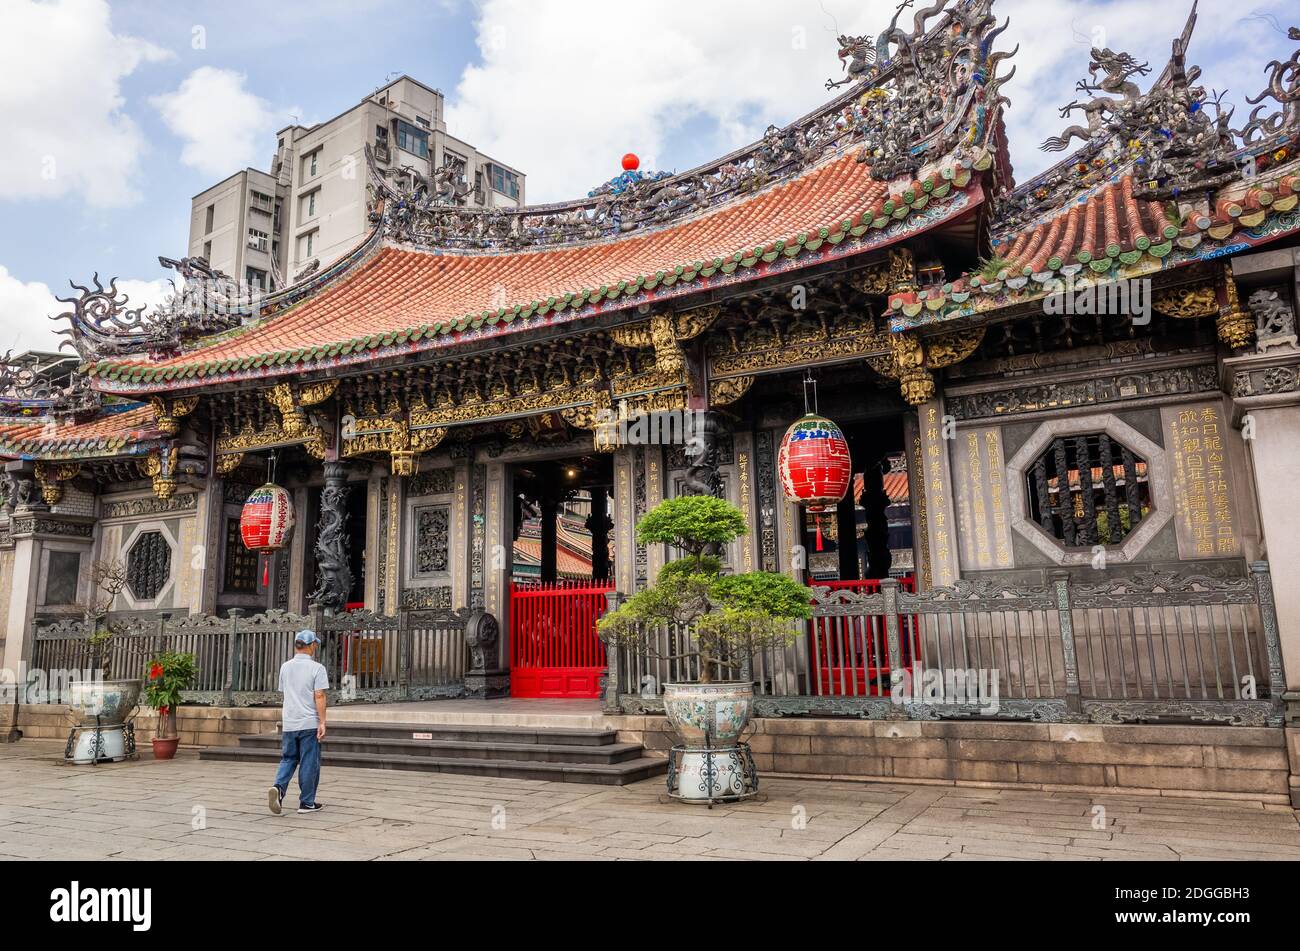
[309,461,352,614]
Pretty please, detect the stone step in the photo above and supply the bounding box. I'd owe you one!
[236,732,645,764]
[200,744,667,786]
[319,721,622,747]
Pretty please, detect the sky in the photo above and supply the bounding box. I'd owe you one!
[0,0,1295,355]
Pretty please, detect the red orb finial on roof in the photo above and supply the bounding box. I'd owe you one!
[622,153,640,172]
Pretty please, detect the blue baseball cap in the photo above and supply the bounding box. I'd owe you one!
[294,630,318,646]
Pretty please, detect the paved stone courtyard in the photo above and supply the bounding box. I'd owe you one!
[3,740,1300,861]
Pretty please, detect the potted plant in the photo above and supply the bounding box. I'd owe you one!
[67,561,142,732]
[143,651,198,760]
[598,495,811,800]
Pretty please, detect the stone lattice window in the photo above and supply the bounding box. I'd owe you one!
[126,531,172,601]
[1026,434,1151,547]
[414,506,450,575]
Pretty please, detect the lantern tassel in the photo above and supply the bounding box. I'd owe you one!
[814,513,824,552]
[262,555,270,588]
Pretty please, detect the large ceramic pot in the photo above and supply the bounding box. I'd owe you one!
[662,682,754,749]
[67,679,141,727]
[662,682,755,802]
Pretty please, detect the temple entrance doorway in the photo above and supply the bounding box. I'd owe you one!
[509,454,616,698]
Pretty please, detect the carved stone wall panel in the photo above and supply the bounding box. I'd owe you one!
[947,363,1220,420]
[951,426,1015,570]
[1162,402,1245,561]
[755,429,780,573]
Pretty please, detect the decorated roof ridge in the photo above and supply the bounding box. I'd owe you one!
[997,6,1300,235]
[0,401,165,462]
[85,148,992,394]
[58,0,1015,376]
[888,159,1300,330]
[366,0,1014,253]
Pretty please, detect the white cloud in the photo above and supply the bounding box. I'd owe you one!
[445,0,880,202]
[0,0,171,208]
[445,0,1297,202]
[151,67,278,178]
[0,266,171,356]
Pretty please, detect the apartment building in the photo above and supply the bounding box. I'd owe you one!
[188,75,526,289]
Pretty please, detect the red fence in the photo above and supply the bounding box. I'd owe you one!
[811,576,917,697]
[510,581,614,698]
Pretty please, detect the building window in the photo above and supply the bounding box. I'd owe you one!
[488,164,519,200]
[223,517,260,593]
[299,230,317,260]
[204,204,215,233]
[250,190,274,214]
[126,531,171,601]
[202,240,212,262]
[303,150,319,179]
[1026,434,1151,547]
[44,551,81,606]
[416,116,431,129]
[301,189,318,219]
[413,505,450,576]
[396,120,429,159]
[245,267,267,290]
[247,228,269,252]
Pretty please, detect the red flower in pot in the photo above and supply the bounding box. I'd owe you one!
[143,651,198,761]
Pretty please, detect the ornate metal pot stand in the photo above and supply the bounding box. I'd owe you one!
[65,718,139,765]
[664,743,761,807]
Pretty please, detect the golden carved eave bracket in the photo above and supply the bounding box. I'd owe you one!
[139,444,179,500]
[708,376,754,407]
[267,379,339,440]
[35,461,82,505]
[1218,265,1255,351]
[869,327,986,406]
[149,395,199,438]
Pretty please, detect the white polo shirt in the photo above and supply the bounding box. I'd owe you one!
[279,653,329,732]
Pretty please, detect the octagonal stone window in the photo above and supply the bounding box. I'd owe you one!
[126,531,172,601]
[1025,433,1151,548]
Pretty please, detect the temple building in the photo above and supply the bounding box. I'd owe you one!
[3,0,1300,768]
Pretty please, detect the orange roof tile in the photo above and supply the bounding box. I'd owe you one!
[0,403,163,460]
[92,149,984,392]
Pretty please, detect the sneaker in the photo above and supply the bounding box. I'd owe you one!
[267,785,285,816]
[297,803,324,814]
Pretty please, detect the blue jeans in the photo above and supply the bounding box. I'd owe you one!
[273,728,321,807]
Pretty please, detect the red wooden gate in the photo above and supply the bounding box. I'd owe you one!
[510,581,614,698]
[811,576,917,696]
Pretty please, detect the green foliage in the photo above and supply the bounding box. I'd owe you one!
[599,497,811,683]
[711,572,813,621]
[976,255,1013,282]
[635,495,748,558]
[143,651,198,725]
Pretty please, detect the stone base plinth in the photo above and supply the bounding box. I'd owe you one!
[464,670,510,699]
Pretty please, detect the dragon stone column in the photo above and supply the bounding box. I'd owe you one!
[309,462,353,614]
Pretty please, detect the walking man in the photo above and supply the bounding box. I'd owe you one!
[268,630,328,815]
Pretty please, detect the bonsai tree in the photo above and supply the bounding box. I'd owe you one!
[598,495,811,683]
[84,560,128,674]
[143,651,198,741]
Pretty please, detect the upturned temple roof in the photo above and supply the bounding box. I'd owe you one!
[7,0,1300,464]
[85,150,984,393]
[0,402,163,461]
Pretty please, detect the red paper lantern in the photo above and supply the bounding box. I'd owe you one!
[622,153,640,171]
[240,483,296,585]
[777,413,851,551]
